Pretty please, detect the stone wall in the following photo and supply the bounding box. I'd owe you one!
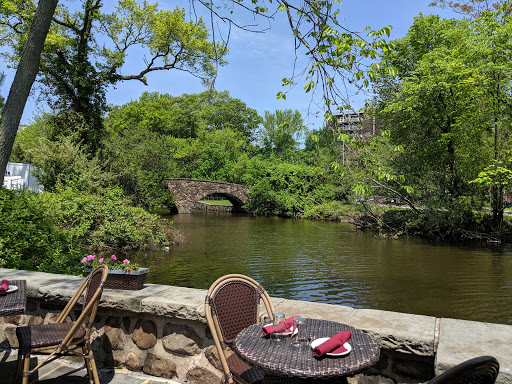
[0,268,511,384]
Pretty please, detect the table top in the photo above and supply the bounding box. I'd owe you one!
[233,318,380,379]
[0,280,27,316]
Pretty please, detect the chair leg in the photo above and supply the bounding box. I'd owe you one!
[82,345,93,382]
[84,342,100,384]
[21,355,31,384]
[14,352,23,384]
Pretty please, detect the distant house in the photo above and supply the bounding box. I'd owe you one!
[3,162,43,193]
[330,111,380,137]
[17,125,27,134]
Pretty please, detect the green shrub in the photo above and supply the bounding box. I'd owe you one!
[40,188,173,251]
[30,138,114,195]
[0,188,174,275]
[0,189,82,274]
[243,157,350,217]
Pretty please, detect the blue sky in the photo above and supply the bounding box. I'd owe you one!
[2,0,456,130]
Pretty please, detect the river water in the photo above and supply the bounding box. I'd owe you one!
[124,212,512,325]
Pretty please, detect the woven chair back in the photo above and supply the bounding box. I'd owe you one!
[205,274,275,384]
[211,279,261,344]
[82,266,105,325]
[428,356,500,384]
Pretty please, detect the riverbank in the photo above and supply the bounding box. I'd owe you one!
[1,268,510,383]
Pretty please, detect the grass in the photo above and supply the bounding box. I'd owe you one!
[200,199,233,206]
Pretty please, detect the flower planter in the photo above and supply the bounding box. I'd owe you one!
[85,268,149,290]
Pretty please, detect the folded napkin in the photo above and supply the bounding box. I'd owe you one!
[313,330,352,357]
[0,280,9,295]
[262,316,298,336]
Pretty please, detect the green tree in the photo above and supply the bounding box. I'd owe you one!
[466,3,512,228]
[106,90,261,141]
[242,156,349,218]
[1,0,226,154]
[257,109,305,161]
[376,15,485,206]
[103,127,175,209]
[29,137,113,195]
[0,0,57,187]
[374,5,512,232]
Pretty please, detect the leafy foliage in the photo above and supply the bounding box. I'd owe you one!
[29,138,113,195]
[41,188,173,252]
[257,109,305,161]
[363,3,512,235]
[106,90,261,141]
[104,91,260,207]
[0,188,81,274]
[243,156,350,218]
[0,187,174,274]
[0,0,226,153]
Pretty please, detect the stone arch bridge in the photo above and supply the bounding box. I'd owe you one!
[163,178,250,213]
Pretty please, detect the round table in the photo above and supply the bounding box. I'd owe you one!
[233,318,380,381]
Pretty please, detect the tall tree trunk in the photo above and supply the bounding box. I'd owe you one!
[0,0,58,187]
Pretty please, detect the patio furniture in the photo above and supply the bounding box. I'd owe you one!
[427,356,499,384]
[14,265,108,384]
[0,280,27,316]
[233,318,380,383]
[205,274,276,384]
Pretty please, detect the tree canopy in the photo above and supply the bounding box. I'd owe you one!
[373,2,512,229]
[0,0,226,153]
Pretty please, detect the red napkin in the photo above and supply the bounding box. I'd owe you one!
[262,316,298,336]
[313,331,352,357]
[0,280,9,295]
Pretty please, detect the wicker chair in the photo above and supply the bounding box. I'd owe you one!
[14,264,108,384]
[428,356,500,384]
[205,274,276,384]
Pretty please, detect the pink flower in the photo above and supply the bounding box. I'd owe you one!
[80,257,87,264]
[123,259,130,265]
[98,258,104,263]
[111,255,117,261]
[87,254,95,261]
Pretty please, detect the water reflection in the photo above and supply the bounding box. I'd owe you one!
[123,212,512,325]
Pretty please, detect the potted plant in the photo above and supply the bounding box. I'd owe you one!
[82,254,149,290]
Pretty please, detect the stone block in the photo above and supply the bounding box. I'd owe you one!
[436,318,512,384]
[204,345,222,372]
[125,351,142,371]
[143,352,177,379]
[100,284,171,312]
[348,309,436,356]
[4,324,18,348]
[132,320,157,350]
[162,323,201,356]
[186,366,222,384]
[140,286,206,320]
[103,327,126,351]
[0,268,81,299]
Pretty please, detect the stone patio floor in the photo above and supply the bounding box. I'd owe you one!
[0,349,182,384]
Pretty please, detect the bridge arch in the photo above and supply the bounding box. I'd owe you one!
[163,178,250,213]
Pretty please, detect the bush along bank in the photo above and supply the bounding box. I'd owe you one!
[0,187,175,275]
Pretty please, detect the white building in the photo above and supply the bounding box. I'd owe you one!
[3,162,43,192]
